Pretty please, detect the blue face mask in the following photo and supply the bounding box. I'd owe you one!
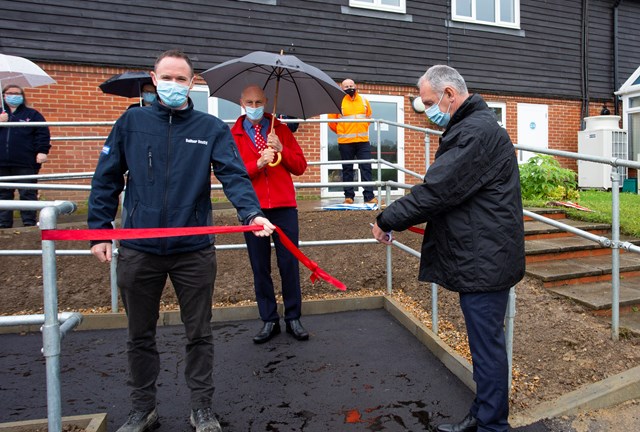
[5,95,24,107]
[245,105,264,121]
[425,92,451,127]
[142,92,157,104]
[156,80,190,108]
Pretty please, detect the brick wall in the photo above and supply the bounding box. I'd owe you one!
[22,63,608,200]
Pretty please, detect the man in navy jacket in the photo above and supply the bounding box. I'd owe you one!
[88,50,274,432]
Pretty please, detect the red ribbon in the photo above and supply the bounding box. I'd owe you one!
[408,226,425,235]
[41,225,347,291]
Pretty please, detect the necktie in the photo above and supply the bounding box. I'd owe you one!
[254,124,268,151]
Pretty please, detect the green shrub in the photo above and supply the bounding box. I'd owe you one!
[519,155,578,201]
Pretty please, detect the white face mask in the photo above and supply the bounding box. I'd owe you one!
[156,80,191,108]
[425,92,451,127]
[245,105,264,121]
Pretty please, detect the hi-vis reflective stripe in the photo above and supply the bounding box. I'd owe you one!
[341,114,369,119]
[337,132,368,140]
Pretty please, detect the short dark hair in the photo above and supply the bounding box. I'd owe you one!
[154,50,194,77]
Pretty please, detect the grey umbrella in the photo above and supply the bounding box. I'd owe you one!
[201,51,345,120]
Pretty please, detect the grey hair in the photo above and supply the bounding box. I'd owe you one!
[417,65,468,94]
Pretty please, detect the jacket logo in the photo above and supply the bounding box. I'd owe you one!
[101,145,110,155]
[185,138,208,145]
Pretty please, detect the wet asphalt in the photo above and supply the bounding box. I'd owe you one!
[0,309,554,431]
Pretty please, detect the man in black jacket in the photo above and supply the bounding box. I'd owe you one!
[372,65,525,432]
[89,50,274,432]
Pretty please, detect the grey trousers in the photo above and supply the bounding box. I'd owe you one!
[116,246,217,412]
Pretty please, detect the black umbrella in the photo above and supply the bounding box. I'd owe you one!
[201,51,344,120]
[99,71,153,98]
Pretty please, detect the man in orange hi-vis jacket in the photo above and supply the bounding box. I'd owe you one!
[329,78,377,205]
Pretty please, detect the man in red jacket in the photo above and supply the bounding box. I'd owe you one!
[231,85,309,343]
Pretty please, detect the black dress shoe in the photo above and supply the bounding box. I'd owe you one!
[285,319,309,341]
[436,413,477,432]
[253,321,280,344]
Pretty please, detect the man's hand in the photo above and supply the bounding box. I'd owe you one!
[266,132,283,152]
[0,112,8,122]
[257,147,276,169]
[371,222,393,245]
[91,242,112,263]
[250,216,275,237]
[36,153,48,164]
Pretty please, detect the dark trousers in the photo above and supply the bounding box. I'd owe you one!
[116,246,217,412]
[338,141,374,201]
[0,166,38,227]
[243,207,302,323]
[459,289,511,432]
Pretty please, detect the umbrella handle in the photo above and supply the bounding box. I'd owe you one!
[268,152,282,167]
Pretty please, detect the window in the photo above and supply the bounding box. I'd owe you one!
[190,85,242,124]
[349,0,406,14]
[320,94,405,197]
[487,102,507,128]
[452,0,519,29]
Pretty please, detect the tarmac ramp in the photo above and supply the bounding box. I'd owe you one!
[0,309,552,431]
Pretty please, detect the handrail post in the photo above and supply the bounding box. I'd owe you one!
[110,221,119,313]
[610,167,621,341]
[424,132,431,172]
[39,205,65,432]
[110,248,119,313]
[505,286,516,393]
[431,283,439,335]
[385,184,393,294]
[376,120,383,200]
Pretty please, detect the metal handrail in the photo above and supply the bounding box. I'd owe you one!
[0,200,80,432]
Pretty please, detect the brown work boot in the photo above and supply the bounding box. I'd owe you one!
[343,198,354,204]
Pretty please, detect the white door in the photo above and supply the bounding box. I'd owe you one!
[517,103,548,163]
[320,94,405,198]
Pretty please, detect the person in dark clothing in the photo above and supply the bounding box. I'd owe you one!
[372,65,525,432]
[0,84,51,228]
[88,50,274,432]
[127,82,157,110]
[276,113,299,133]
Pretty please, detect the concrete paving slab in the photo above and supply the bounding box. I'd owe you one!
[525,237,599,255]
[526,255,640,282]
[524,219,610,236]
[0,309,550,432]
[549,280,640,309]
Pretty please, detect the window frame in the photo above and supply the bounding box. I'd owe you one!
[487,101,507,128]
[452,0,520,29]
[349,0,406,14]
[320,93,406,198]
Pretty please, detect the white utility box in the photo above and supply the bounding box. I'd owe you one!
[577,116,627,189]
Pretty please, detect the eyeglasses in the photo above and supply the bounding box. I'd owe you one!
[4,92,23,96]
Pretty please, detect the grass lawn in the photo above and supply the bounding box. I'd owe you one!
[525,190,640,237]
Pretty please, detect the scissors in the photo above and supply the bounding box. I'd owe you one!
[370,223,393,242]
